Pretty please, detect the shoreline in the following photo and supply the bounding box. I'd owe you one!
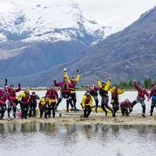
[0,113,156,126]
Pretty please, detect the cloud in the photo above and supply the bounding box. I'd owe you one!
[75,0,156,24]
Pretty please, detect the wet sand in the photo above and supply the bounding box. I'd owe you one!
[0,112,156,126]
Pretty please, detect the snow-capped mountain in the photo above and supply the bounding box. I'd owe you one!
[0,0,105,43]
[103,17,136,38]
[0,0,136,81]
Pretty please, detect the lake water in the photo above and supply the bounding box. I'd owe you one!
[0,123,156,156]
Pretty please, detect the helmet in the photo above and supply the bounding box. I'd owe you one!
[86,90,90,93]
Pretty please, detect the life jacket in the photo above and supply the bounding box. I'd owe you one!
[90,90,98,96]
[21,92,30,104]
[48,90,57,103]
[10,90,15,97]
[29,95,37,105]
[61,83,69,93]
[10,89,16,100]
[49,90,56,99]
[69,81,76,93]
[40,97,49,107]
[85,95,91,104]
[0,91,7,104]
[99,88,108,96]
[123,102,131,108]
[138,89,145,99]
[112,89,118,98]
[152,89,156,96]
[152,89,156,100]
[111,89,119,104]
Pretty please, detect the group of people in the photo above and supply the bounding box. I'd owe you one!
[0,69,156,119]
[82,79,156,118]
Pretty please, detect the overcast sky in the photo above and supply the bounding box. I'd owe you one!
[76,0,156,24]
[0,0,156,24]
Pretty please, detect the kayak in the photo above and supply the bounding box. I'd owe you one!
[92,107,112,113]
[62,107,112,114]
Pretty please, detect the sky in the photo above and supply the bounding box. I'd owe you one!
[0,0,156,25]
[75,0,156,24]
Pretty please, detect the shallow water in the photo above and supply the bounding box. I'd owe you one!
[0,122,156,156]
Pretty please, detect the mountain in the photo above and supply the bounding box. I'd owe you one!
[5,6,156,87]
[0,0,105,77]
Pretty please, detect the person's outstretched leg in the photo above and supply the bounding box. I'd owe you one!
[141,101,146,117]
[101,97,108,116]
[104,96,113,116]
[55,98,62,111]
[130,99,138,113]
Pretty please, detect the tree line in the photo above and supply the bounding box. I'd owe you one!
[79,78,156,90]
[118,78,156,90]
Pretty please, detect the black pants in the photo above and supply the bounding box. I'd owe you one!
[121,108,130,116]
[101,96,113,115]
[21,103,29,119]
[8,99,18,118]
[56,92,70,112]
[84,106,92,118]
[150,100,156,115]
[112,103,119,117]
[68,92,77,109]
[92,95,99,108]
[29,104,37,117]
[0,103,6,119]
[48,102,56,117]
[40,106,48,118]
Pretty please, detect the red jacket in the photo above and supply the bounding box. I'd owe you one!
[54,81,72,93]
[46,89,58,100]
[134,82,149,99]
[120,101,132,108]
[0,90,14,105]
[29,95,40,105]
[8,87,21,100]
[149,89,156,100]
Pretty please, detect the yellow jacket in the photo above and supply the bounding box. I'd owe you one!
[110,86,124,94]
[17,92,29,101]
[39,97,50,106]
[64,71,81,83]
[97,79,111,91]
[81,95,93,108]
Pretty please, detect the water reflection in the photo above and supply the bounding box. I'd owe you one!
[0,123,156,156]
[0,122,156,136]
